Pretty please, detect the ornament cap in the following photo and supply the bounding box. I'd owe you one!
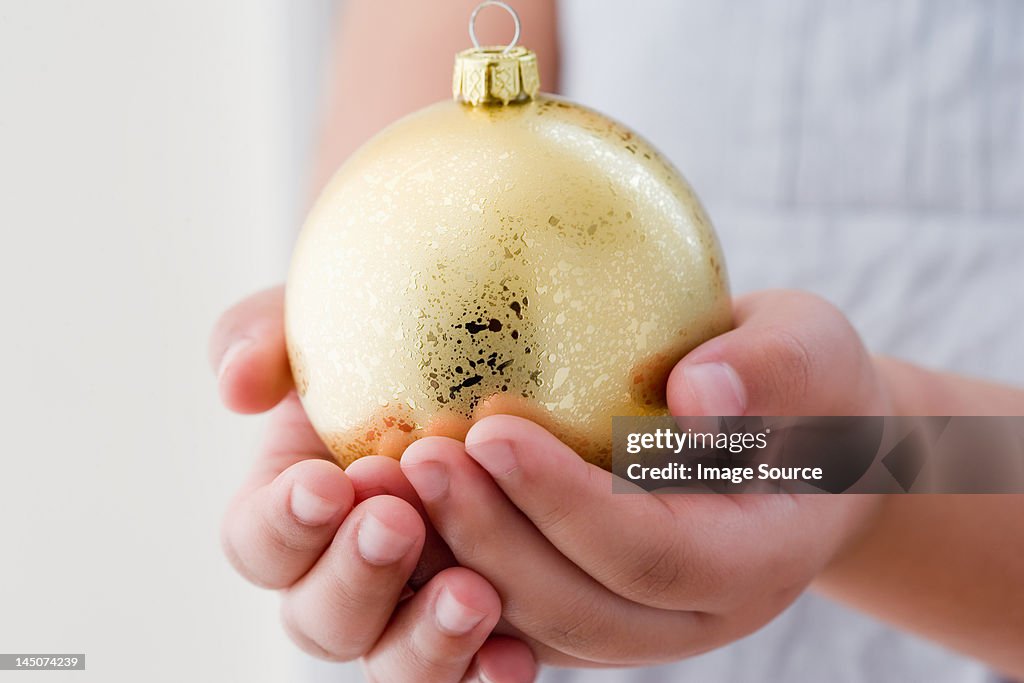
[453,46,540,106]
[453,2,540,106]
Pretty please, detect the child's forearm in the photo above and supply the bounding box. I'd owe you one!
[875,355,1024,416]
[814,357,1024,678]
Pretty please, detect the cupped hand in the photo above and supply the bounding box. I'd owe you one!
[209,286,537,683]
[399,290,889,666]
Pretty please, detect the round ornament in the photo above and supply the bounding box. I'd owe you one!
[286,2,732,469]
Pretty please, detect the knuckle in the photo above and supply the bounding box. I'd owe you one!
[220,516,275,588]
[260,512,317,556]
[220,502,317,590]
[280,597,366,663]
[279,605,355,662]
[548,603,601,657]
[439,511,497,568]
[616,539,685,606]
[529,462,598,535]
[542,596,637,663]
[532,497,577,536]
[325,573,367,615]
[761,292,873,410]
[612,510,738,609]
[406,630,459,675]
[760,324,816,406]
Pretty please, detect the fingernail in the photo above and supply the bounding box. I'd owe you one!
[357,513,415,565]
[217,338,253,381]
[402,462,449,502]
[477,670,498,683]
[434,586,486,636]
[289,483,341,526]
[465,439,518,477]
[683,362,746,416]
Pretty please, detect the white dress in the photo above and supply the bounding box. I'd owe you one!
[539,1,1023,681]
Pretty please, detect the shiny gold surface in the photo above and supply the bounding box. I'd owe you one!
[286,95,732,469]
[453,46,540,106]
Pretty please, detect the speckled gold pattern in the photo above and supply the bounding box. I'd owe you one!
[286,95,732,469]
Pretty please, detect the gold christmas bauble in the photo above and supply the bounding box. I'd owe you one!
[286,14,731,470]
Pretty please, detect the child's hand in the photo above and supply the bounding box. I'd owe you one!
[212,287,1024,677]
[399,290,889,666]
[209,286,538,683]
[211,287,887,672]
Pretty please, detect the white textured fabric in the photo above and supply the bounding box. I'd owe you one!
[544,1,1023,681]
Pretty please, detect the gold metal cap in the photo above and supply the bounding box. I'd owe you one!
[452,2,540,106]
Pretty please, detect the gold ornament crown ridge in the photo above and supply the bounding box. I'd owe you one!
[453,45,540,106]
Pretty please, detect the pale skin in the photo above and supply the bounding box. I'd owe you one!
[209,2,1024,681]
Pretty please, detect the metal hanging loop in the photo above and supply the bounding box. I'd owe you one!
[469,1,521,54]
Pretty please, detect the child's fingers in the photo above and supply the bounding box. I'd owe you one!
[400,437,705,665]
[460,415,869,615]
[281,495,425,662]
[667,289,884,417]
[345,454,424,505]
[219,392,341,588]
[461,414,713,611]
[221,456,354,589]
[362,568,516,682]
[209,285,292,414]
[345,455,459,589]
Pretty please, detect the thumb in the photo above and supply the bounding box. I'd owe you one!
[667,290,885,416]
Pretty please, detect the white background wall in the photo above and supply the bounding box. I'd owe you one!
[0,2,341,681]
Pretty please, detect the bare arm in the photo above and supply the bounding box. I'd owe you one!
[817,358,1024,679]
[312,0,560,194]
